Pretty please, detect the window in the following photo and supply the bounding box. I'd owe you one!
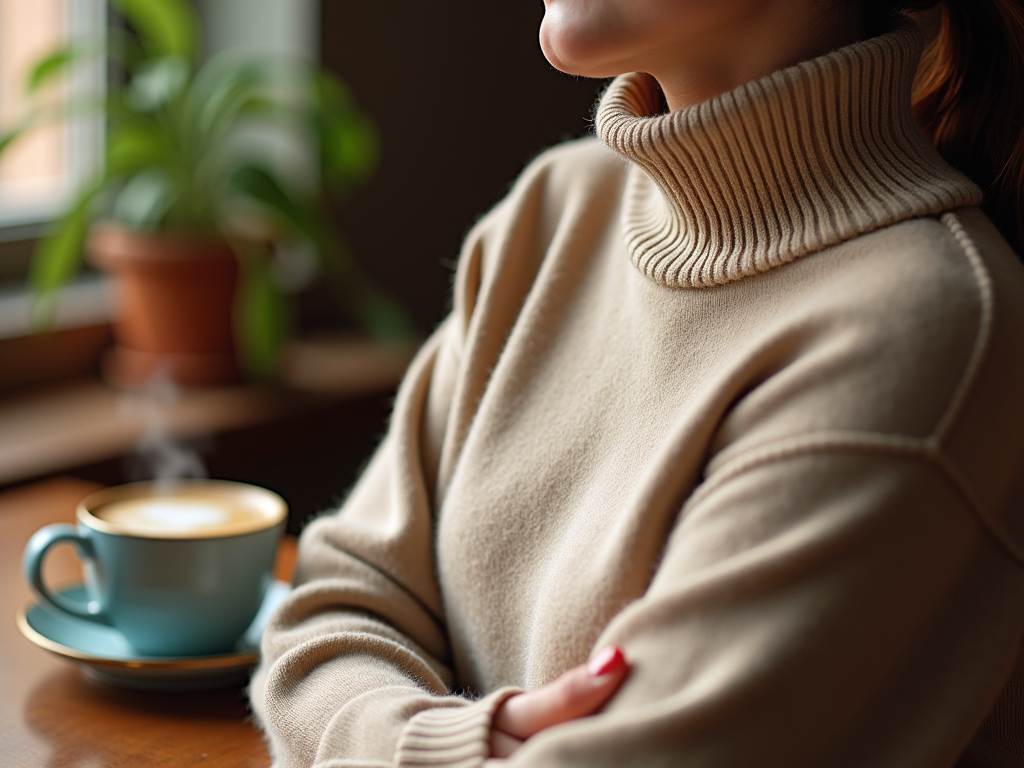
[0,0,104,228]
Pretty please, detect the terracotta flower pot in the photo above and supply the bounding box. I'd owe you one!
[88,223,242,388]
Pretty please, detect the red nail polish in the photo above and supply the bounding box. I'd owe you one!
[587,646,626,677]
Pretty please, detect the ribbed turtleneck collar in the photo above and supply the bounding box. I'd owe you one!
[596,21,982,288]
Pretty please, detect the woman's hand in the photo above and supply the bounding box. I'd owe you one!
[488,646,629,761]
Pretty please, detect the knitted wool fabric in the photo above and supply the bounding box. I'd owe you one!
[251,21,1024,768]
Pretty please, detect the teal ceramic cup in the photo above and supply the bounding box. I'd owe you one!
[23,480,286,657]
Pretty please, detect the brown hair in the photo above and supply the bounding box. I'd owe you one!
[869,0,1024,255]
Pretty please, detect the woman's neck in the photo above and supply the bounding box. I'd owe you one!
[651,6,866,111]
[595,22,983,288]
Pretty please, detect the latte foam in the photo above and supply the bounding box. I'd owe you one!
[91,488,279,538]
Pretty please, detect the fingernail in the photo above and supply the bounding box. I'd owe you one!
[587,646,626,677]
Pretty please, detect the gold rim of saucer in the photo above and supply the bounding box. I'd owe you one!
[15,587,260,670]
[78,479,287,540]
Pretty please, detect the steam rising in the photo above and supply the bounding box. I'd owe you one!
[121,366,208,492]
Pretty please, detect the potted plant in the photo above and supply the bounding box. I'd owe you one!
[2,0,413,386]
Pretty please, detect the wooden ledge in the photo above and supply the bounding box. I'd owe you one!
[0,335,415,488]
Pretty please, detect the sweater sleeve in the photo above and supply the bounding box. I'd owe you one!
[489,444,1024,767]
[249,140,598,768]
[249,208,522,767]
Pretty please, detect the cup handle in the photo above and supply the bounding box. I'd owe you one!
[22,524,112,625]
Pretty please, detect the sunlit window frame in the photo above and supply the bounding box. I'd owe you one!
[0,0,105,230]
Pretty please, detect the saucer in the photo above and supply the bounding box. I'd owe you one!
[16,580,291,692]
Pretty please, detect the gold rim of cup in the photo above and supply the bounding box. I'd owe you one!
[77,479,287,540]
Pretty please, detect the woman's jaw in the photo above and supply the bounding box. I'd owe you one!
[539,0,866,111]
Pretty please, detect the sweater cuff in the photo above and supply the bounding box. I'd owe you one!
[395,687,521,768]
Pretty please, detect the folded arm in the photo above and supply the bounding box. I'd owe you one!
[486,447,1024,767]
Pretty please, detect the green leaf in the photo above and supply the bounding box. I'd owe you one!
[319,112,379,190]
[313,70,354,112]
[112,0,199,62]
[25,39,111,95]
[352,288,418,344]
[229,164,320,242]
[106,123,171,175]
[310,71,379,192]
[189,56,275,131]
[0,125,25,155]
[27,47,78,94]
[229,94,292,125]
[106,120,172,172]
[112,169,178,229]
[29,188,99,328]
[229,163,413,343]
[126,56,191,112]
[0,93,105,162]
[234,243,289,379]
[104,26,148,74]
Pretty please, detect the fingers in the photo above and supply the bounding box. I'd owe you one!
[489,727,524,759]
[493,646,628,741]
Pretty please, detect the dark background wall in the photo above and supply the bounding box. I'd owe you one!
[318,3,605,332]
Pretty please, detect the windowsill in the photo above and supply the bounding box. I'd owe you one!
[0,334,416,489]
[0,277,113,392]
[0,276,112,340]
[0,376,298,487]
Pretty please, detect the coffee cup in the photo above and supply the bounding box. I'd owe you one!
[22,480,286,657]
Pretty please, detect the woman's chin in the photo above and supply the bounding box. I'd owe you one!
[539,20,578,74]
[538,24,627,79]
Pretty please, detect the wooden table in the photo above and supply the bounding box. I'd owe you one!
[1,477,298,767]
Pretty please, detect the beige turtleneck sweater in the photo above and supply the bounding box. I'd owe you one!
[251,22,1024,768]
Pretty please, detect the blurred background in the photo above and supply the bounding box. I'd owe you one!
[0,0,603,532]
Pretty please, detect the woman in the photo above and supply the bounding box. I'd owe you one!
[251,1,1024,765]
